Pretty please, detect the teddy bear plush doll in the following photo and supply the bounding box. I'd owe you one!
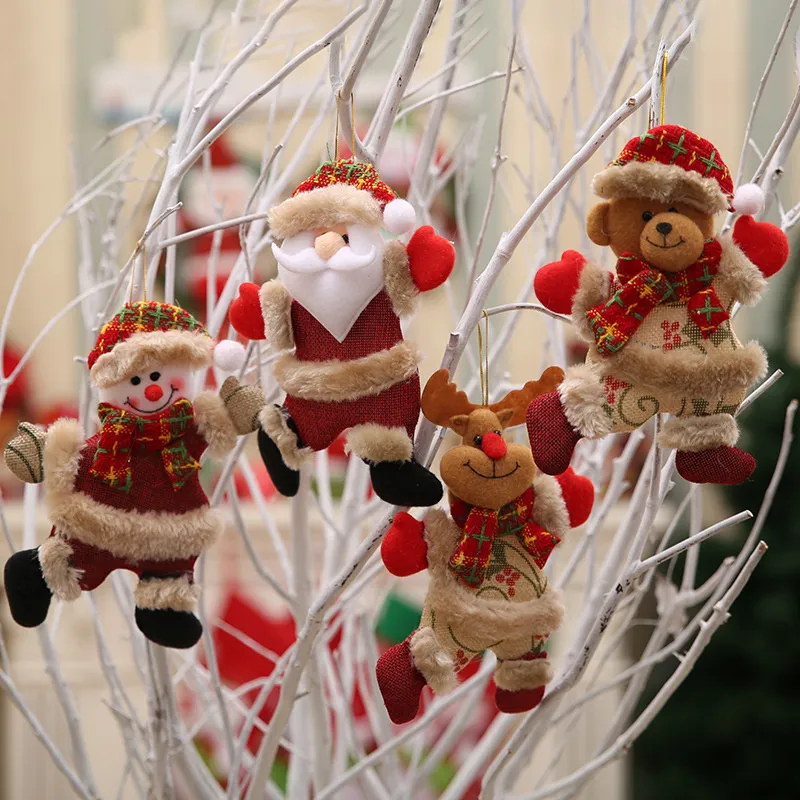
[375,368,594,723]
[527,124,790,485]
[228,158,455,509]
[3,301,264,649]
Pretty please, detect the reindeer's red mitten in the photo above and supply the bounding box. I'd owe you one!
[229,282,266,340]
[555,467,594,527]
[732,215,789,279]
[534,250,587,314]
[381,512,428,576]
[406,225,455,292]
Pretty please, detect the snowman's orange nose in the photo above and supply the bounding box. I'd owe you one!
[145,384,164,402]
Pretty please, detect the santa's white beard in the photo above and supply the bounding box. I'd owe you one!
[273,236,386,343]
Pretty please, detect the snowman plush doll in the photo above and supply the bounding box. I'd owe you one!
[3,301,264,648]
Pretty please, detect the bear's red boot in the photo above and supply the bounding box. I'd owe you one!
[675,445,756,485]
[495,652,549,714]
[376,637,428,724]
[526,392,582,475]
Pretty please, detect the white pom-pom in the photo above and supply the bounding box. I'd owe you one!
[732,183,765,216]
[383,198,416,235]
[214,340,246,372]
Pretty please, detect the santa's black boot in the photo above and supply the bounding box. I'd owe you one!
[4,548,52,628]
[369,459,443,507]
[257,410,302,496]
[135,607,203,649]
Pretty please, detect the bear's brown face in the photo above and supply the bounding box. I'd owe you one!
[586,197,715,273]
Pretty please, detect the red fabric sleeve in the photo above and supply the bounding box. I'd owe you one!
[555,467,594,528]
[229,283,267,340]
[534,251,587,314]
[405,226,455,292]
[732,216,789,279]
[381,512,428,576]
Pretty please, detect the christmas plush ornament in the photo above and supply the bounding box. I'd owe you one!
[375,368,594,723]
[229,158,455,507]
[3,301,264,649]
[528,125,790,485]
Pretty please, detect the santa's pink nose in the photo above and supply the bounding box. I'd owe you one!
[481,432,507,460]
[144,384,164,402]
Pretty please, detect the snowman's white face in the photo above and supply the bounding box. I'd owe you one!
[98,365,196,416]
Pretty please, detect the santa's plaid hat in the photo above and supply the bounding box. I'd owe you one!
[89,302,244,388]
[268,158,416,241]
[592,125,762,216]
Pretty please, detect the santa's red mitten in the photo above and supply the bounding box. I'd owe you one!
[229,283,266,340]
[733,216,789,279]
[381,512,428,576]
[556,467,594,527]
[406,225,455,292]
[534,250,587,314]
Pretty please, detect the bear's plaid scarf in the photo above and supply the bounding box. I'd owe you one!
[448,487,561,587]
[90,399,200,493]
[586,238,726,357]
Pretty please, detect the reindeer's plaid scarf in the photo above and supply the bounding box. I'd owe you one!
[90,400,200,493]
[586,239,726,357]
[448,487,561,587]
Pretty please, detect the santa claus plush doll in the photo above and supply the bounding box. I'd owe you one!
[229,158,455,507]
[3,302,264,648]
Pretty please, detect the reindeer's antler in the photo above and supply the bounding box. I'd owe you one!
[489,366,564,428]
[421,369,477,428]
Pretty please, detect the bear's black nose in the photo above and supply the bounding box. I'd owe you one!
[656,222,672,235]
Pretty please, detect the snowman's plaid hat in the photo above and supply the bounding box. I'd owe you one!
[592,125,734,215]
[268,158,416,241]
[89,302,214,388]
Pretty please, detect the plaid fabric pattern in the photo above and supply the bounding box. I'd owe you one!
[587,239,725,357]
[88,302,210,371]
[291,158,397,208]
[609,125,734,200]
[449,487,561,587]
[90,400,200,492]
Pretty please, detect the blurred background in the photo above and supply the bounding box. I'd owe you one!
[0,1,798,798]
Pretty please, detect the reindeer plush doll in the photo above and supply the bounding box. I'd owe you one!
[376,368,594,723]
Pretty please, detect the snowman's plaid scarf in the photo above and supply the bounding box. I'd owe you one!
[448,487,561,587]
[586,239,726,357]
[90,399,200,493]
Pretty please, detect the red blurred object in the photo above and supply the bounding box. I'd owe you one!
[2,346,29,412]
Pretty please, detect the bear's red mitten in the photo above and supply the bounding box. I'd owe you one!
[733,215,789,279]
[406,225,455,292]
[381,512,428,576]
[534,250,587,314]
[556,467,594,528]
[229,283,266,341]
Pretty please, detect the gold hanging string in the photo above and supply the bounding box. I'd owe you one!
[483,310,490,406]
[659,51,668,126]
[335,90,341,161]
[477,310,490,406]
[129,237,148,304]
[351,91,357,160]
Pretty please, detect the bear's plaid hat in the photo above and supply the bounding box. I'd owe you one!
[88,302,215,388]
[592,125,734,215]
[268,158,416,241]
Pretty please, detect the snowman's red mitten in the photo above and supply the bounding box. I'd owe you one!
[732,215,789,278]
[381,512,428,576]
[406,226,455,292]
[229,282,266,340]
[555,467,594,527]
[534,250,587,314]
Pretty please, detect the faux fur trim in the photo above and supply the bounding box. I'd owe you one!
[532,473,572,539]
[571,261,613,341]
[421,510,566,642]
[717,234,767,306]
[494,657,553,691]
[193,391,238,459]
[592,161,729,215]
[595,340,768,399]
[345,424,413,463]
[259,404,311,469]
[409,627,458,694]
[43,418,85,495]
[268,184,383,241]
[38,536,82,602]
[135,576,199,612]
[90,331,214,389]
[260,280,294,350]
[273,340,421,403]
[658,413,739,452]
[559,363,613,439]
[382,240,418,317]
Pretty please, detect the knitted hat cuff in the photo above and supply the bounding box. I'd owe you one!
[591,161,730,215]
[90,331,214,388]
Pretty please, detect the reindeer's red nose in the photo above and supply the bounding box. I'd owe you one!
[481,432,507,460]
[144,384,164,402]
